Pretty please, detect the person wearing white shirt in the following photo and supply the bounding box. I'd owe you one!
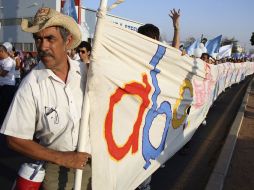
[0,44,16,125]
[0,7,91,190]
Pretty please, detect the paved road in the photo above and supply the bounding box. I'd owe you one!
[223,78,254,190]
[151,76,252,190]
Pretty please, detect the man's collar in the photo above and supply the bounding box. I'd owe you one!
[36,62,51,83]
[37,57,81,83]
[68,56,81,75]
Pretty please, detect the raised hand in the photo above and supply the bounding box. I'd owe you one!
[169,9,180,30]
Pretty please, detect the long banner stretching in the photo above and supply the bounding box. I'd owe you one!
[81,18,254,189]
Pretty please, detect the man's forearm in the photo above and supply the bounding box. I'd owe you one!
[6,136,63,164]
[6,136,90,169]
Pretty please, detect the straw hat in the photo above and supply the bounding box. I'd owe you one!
[21,7,81,49]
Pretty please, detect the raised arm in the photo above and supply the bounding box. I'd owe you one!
[169,9,180,49]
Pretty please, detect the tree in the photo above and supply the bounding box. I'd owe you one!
[249,48,254,54]
[184,37,196,48]
[221,37,238,53]
[250,32,254,46]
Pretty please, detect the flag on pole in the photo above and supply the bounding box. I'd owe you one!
[217,44,233,59]
[78,22,90,41]
[186,38,200,56]
[62,0,78,22]
[205,35,222,55]
[107,0,125,11]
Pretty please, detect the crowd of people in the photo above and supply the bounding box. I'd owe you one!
[0,43,38,125]
[0,6,252,190]
[192,51,253,65]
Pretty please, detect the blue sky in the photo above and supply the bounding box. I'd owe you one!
[82,0,254,51]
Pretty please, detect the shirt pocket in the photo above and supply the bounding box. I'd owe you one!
[43,107,70,143]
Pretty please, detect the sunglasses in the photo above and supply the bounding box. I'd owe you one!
[78,50,87,54]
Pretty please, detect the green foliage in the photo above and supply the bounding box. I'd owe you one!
[249,48,254,54]
[221,37,238,53]
[250,32,254,46]
[184,37,196,48]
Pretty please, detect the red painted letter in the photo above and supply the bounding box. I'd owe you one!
[105,74,151,160]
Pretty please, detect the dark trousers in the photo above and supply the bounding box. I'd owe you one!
[0,85,16,127]
[0,85,16,155]
[42,162,92,190]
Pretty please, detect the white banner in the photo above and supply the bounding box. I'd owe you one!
[86,19,254,189]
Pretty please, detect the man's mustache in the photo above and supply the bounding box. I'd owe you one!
[38,51,54,58]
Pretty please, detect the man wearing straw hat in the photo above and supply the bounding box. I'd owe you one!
[0,7,91,190]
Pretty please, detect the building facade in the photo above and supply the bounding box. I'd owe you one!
[0,0,142,52]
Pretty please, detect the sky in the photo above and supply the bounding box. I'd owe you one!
[82,0,254,51]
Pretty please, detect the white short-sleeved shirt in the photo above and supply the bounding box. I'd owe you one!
[0,56,16,86]
[0,58,88,151]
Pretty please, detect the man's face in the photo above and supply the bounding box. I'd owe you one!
[33,26,72,69]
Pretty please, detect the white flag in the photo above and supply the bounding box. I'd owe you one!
[217,44,233,59]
